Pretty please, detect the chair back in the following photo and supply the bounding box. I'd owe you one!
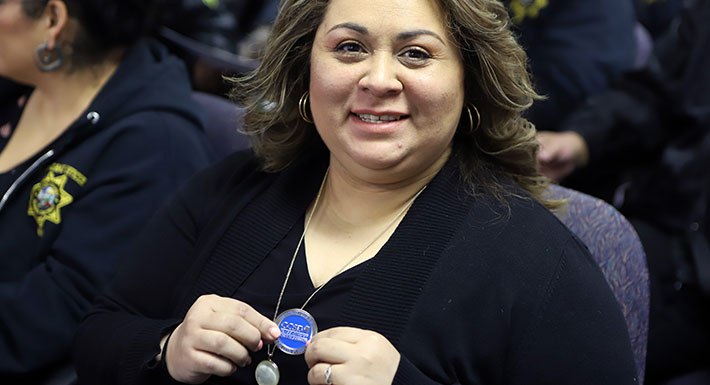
[546,184,649,384]
[633,22,654,69]
[192,91,251,159]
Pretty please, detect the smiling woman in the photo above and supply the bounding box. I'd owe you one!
[74,0,638,384]
[308,0,463,182]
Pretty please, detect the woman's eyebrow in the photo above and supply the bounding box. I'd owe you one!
[327,23,445,45]
[396,30,445,45]
[328,22,368,35]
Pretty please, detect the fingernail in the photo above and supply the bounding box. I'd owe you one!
[270,327,281,339]
[257,340,263,351]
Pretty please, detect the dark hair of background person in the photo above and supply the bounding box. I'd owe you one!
[20,0,162,69]
[231,0,554,209]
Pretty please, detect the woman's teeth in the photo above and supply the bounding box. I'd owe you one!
[355,113,404,123]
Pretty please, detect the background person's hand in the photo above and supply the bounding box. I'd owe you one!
[163,294,280,384]
[305,327,400,385]
[537,130,590,182]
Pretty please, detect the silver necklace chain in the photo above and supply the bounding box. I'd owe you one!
[267,168,427,358]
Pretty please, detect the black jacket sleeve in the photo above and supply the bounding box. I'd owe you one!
[73,151,262,385]
[506,238,638,384]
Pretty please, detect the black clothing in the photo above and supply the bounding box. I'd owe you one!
[505,0,636,131]
[74,150,637,385]
[0,39,212,378]
[229,218,367,384]
[562,0,710,255]
[632,219,710,384]
[559,1,710,382]
[634,0,685,39]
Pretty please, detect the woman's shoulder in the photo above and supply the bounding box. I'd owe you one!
[427,160,586,272]
[455,189,594,276]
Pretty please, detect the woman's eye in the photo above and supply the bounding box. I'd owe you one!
[401,48,432,61]
[335,41,364,53]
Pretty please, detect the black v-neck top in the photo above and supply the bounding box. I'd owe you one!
[229,217,368,384]
[73,150,638,385]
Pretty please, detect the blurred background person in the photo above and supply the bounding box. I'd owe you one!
[536,1,710,383]
[503,0,637,132]
[160,0,280,96]
[0,0,212,382]
[633,0,685,42]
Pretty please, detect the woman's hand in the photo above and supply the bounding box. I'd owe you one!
[164,294,280,384]
[305,327,400,385]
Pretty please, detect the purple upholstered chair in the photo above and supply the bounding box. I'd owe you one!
[546,184,650,384]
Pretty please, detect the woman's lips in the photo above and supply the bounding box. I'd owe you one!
[353,113,405,123]
[349,112,410,136]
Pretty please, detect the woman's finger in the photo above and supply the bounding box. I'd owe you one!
[205,296,281,343]
[198,311,266,352]
[189,349,238,378]
[307,363,339,385]
[304,336,351,368]
[165,326,237,383]
[310,327,364,344]
[190,329,253,367]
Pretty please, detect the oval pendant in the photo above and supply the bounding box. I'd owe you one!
[274,308,318,355]
[255,359,280,385]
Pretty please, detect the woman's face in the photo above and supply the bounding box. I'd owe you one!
[309,0,465,183]
[0,0,43,82]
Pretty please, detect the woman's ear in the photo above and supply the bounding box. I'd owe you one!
[43,0,69,49]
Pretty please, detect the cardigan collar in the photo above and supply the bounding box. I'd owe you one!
[184,152,474,346]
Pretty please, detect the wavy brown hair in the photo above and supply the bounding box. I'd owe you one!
[230,0,554,208]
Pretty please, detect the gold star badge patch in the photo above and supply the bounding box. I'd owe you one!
[27,171,74,237]
[510,0,549,24]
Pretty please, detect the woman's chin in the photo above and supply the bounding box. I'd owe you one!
[341,149,411,173]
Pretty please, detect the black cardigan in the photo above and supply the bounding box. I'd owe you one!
[74,150,637,384]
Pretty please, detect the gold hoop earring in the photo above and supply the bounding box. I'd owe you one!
[299,91,314,123]
[465,103,481,133]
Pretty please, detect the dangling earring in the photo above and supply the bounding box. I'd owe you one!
[465,103,481,133]
[35,42,64,72]
[299,91,314,124]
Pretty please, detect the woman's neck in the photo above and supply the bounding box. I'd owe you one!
[302,149,450,287]
[31,53,122,120]
[316,149,450,228]
[0,51,122,172]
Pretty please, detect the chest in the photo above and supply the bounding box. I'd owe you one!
[0,158,89,280]
[0,102,75,173]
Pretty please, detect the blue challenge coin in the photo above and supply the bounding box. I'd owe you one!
[274,308,318,355]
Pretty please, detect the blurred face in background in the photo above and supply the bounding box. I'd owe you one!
[0,0,44,83]
[309,0,465,184]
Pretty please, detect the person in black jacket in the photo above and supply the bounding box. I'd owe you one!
[537,0,710,382]
[503,0,637,132]
[0,0,212,381]
[634,0,685,41]
[74,0,637,384]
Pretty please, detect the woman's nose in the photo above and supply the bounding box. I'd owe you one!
[358,54,403,96]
